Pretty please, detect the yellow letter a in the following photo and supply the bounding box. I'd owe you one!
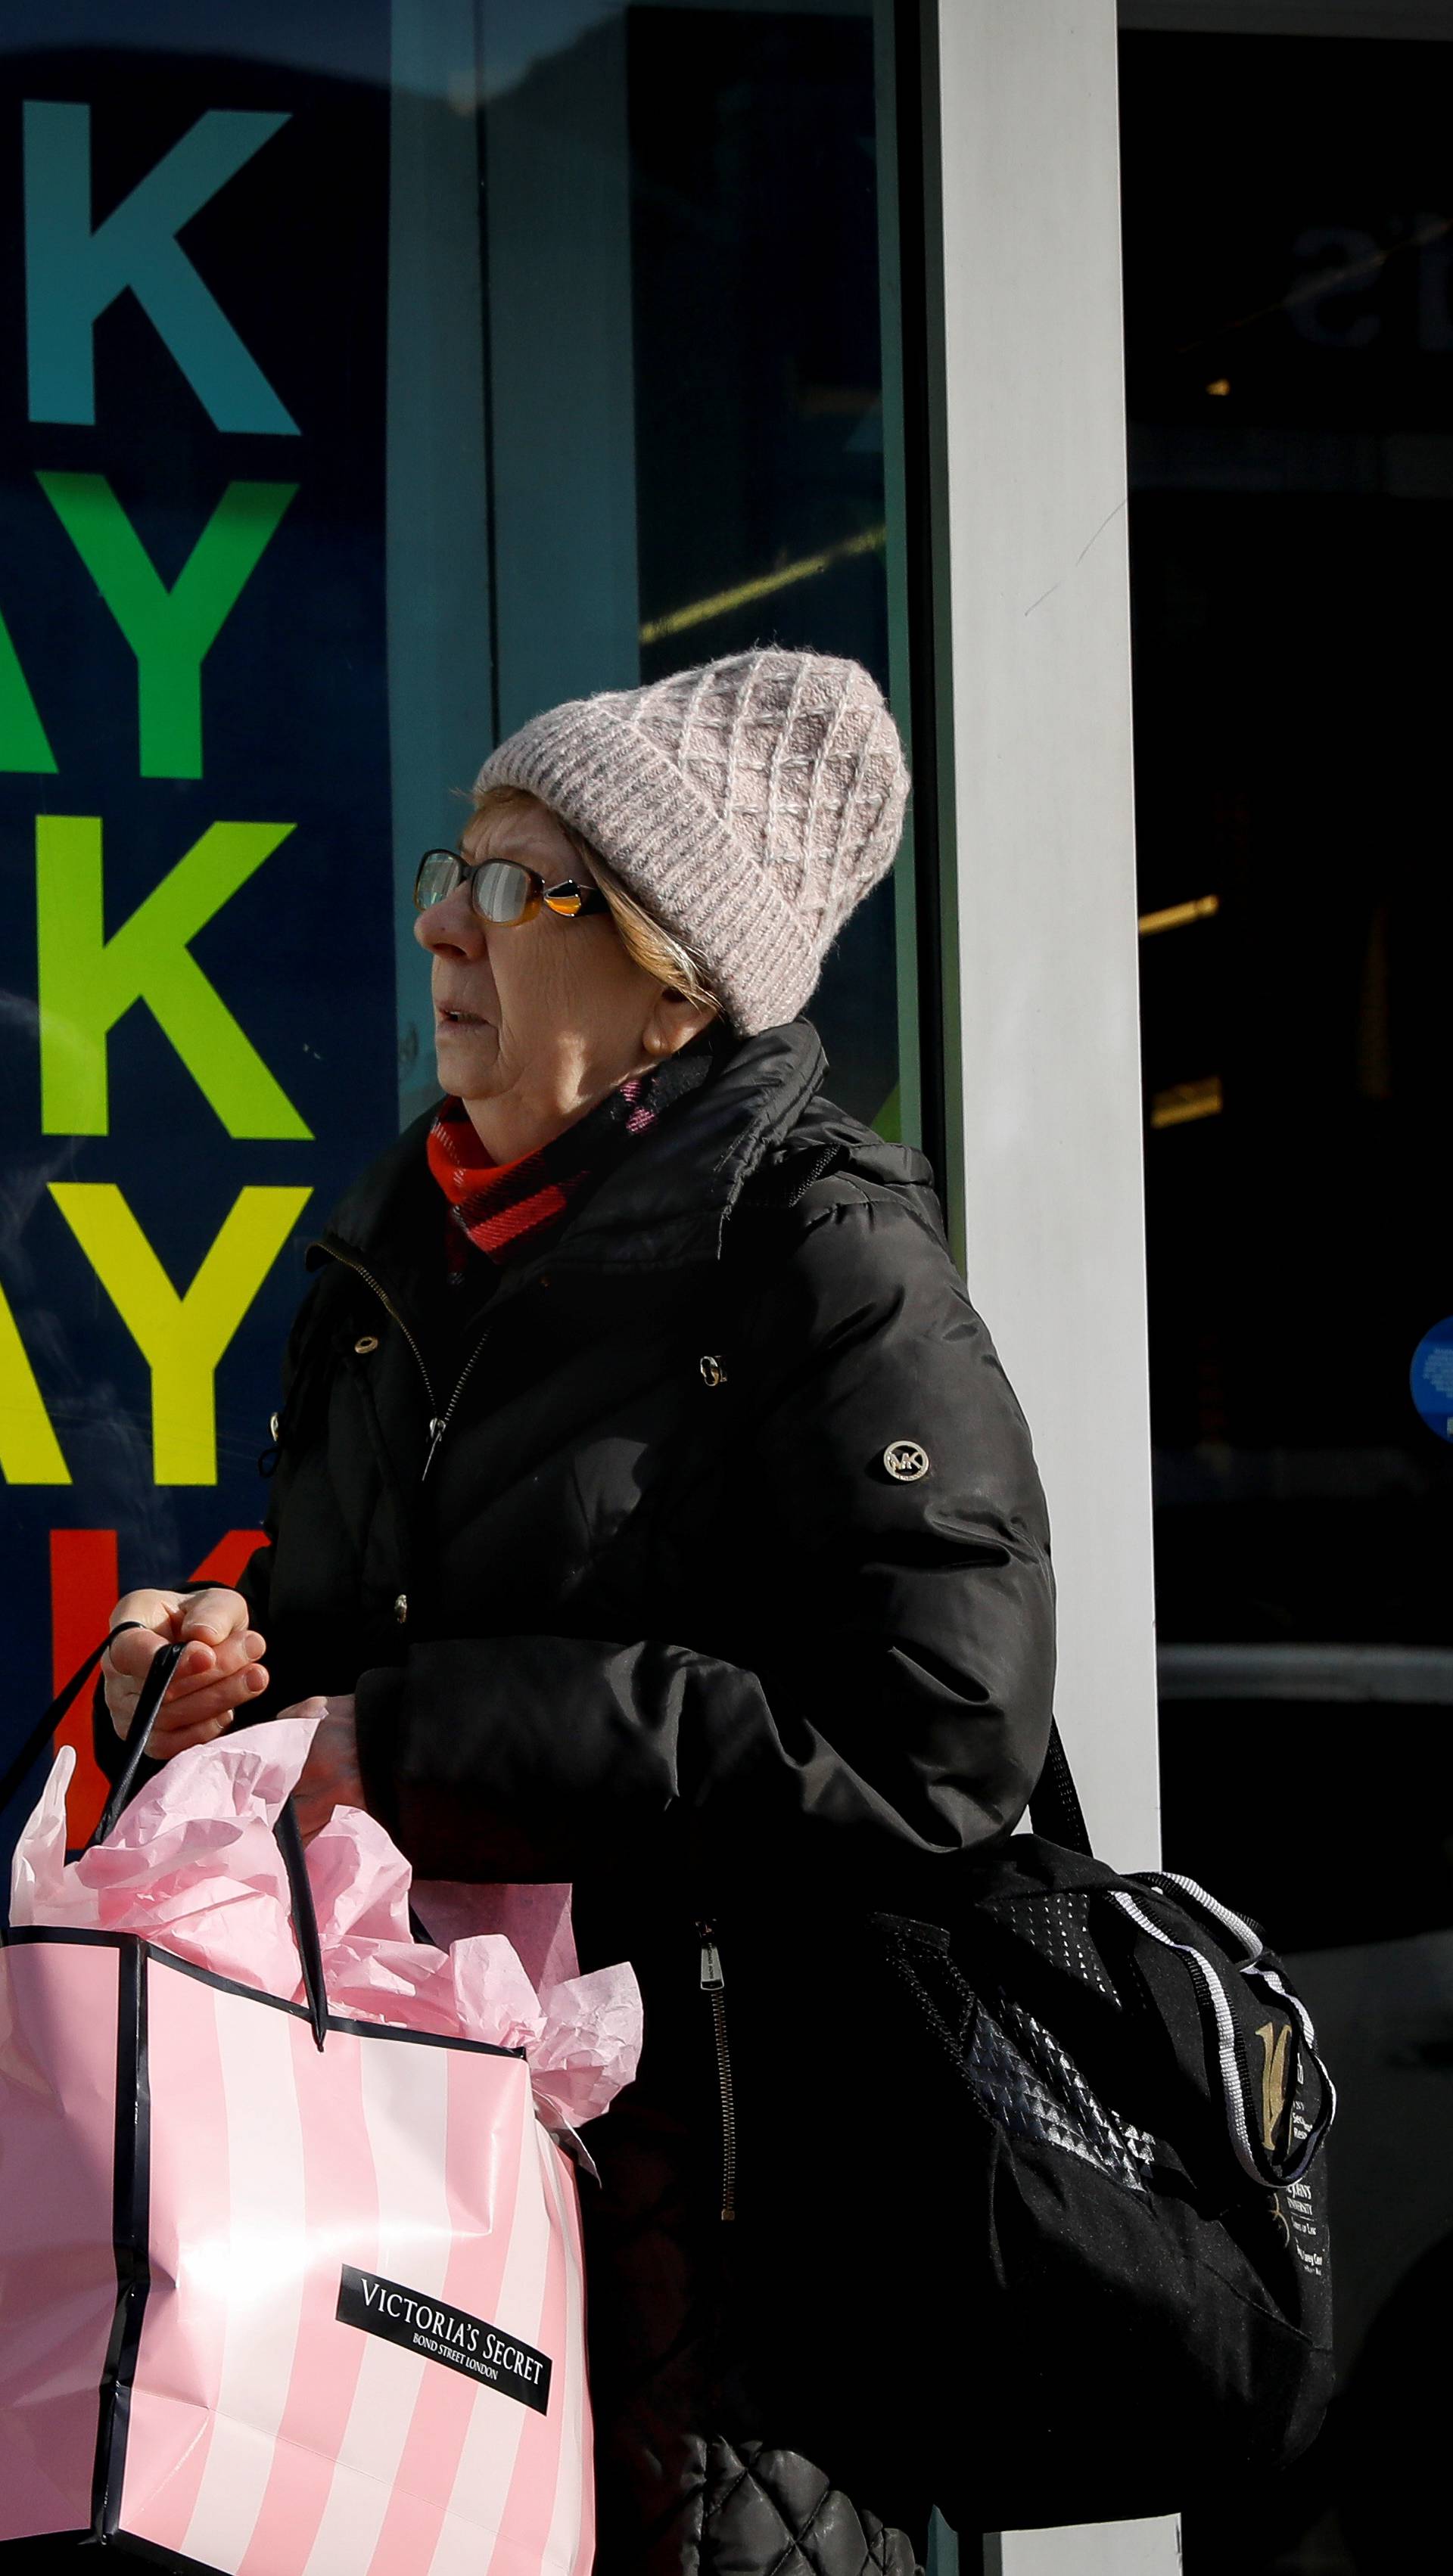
[0,1282,70,1483]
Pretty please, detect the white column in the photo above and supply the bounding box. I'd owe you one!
[933,0,1159,1872]
[985,2522,1181,2576]
[931,3,1171,2568]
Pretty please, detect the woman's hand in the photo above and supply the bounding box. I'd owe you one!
[284,1695,366,1841]
[104,1588,268,1760]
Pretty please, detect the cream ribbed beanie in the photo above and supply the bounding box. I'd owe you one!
[474,648,910,1034]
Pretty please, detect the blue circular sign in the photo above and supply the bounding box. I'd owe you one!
[1410,1316,1453,1443]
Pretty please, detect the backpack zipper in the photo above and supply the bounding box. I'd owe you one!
[698,1922,737,2223]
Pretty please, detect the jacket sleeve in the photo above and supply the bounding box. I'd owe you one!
[353,1189,1056,1883]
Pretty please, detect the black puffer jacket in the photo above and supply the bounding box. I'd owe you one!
[187,1022,1056,2572]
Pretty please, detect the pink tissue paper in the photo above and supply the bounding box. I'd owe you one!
[10,1716,641,2132]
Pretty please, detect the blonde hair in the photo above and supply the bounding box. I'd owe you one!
[468,783,720,1017]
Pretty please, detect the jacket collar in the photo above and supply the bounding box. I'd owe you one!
[311,1020,828,1305]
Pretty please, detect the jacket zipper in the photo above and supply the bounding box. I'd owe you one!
[698,1922,737,2223]
[322,1247,489,1483]
[422,1326,492,1482]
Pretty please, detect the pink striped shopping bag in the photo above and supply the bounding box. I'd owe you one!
[0,1637,596,2575]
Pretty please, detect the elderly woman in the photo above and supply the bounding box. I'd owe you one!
[100,649,1056,2576]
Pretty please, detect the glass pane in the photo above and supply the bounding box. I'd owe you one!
[0,6,918,1837]
[628,5,898,1117]
[1122,24,1453,2574]
[474,0,908,1135]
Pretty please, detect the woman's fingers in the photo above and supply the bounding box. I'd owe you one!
[176,1589,254,1647]
[105,1611,182,1690]
[161,1630,267,1698]
[114,1672,269,1750]
[104,1587,266,1745]
[104,1617,177,1736]
[140,1595,261,1695]
[147,1663,270,1738]
[142,1708,244,1759]
[107,1592,260,1693]
[110,1588,187,1635]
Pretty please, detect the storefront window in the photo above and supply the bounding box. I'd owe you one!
[1,2,913,1841]
[1122,22,1453,2571]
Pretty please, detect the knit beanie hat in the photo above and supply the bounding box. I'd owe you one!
[473,648,910,1034]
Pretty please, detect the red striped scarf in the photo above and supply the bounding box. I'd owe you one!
[427,1076,660,1267]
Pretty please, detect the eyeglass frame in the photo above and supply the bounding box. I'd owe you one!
[412,847,612,926]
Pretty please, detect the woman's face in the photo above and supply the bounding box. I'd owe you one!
[414,795,710,1155]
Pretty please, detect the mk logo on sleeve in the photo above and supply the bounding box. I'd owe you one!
[337,2265,552,2413]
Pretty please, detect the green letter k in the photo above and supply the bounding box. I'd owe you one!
[38,815,310,1139]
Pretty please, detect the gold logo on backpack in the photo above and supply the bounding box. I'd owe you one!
[1255,2020,1293,2152]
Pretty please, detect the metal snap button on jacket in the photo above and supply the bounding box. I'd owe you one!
[698,1354,727,1387]
[883,1439,930,1481]
[355,1334,379,1355]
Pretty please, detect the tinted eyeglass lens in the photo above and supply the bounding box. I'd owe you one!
[415,852,465,909]
[471,859,534,925]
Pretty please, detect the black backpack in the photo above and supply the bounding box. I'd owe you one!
[717,1179,1336,2533]
[733,1726,1335,2536]
[905,1732,1332,2528]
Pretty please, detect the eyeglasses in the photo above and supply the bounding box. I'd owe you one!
[413,848,611,927]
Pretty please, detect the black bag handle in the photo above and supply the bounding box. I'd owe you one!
[4,1630,329,2051]
[0,1620,145,1819]
[92,1634,188,1843]
[272,1794,330,2051]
